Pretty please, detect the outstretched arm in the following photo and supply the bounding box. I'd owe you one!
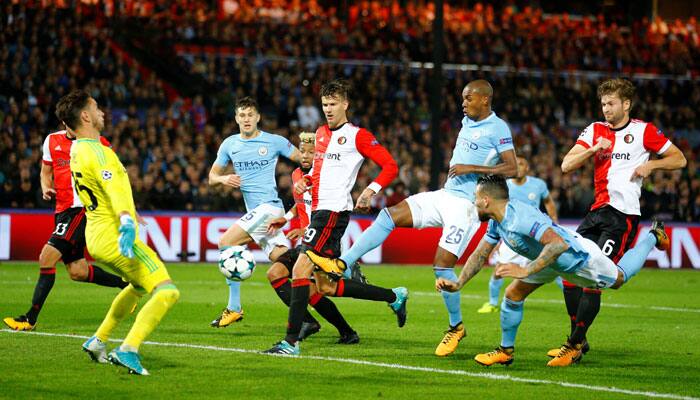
[496,228,569,279]
[436,239,496,292]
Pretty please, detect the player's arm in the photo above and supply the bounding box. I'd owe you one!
[286,147,302,163]
[448,149,518,179]
[436,239,496,292]
[40,163,56,200]
[496,228,569,279]
[355,129,399,213]
[267,205,297,234]
[631,143,687,180]
[561,138,612,173]
[208,163,241,188]
[543,195,558,224]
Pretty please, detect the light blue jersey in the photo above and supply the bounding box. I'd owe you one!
[444,112,514,201]
[484,200,589,273]
[507,176,549,208]
[214,131,294,211]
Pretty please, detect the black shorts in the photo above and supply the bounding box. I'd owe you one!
[576,205,640,263]
[279,246,301,274]
[47,207,87,264]
[301,210,350,258]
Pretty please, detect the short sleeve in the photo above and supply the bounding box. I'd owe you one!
[213,138,231,167]
[642,123,671,155]
[42,135,52,164]
[492,120,514,153]
[539,179,550,200]
[484,219,501,244]
[512,205,553,242]
[275,134,294,158]
[576,123,594,149]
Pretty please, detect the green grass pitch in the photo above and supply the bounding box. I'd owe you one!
[1,261,699,399]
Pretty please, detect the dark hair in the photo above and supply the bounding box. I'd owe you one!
[320,79,351,101]
[477,174,509,199]
[55,90,91,130]
[597,78,636,109]
[235,96,259,113]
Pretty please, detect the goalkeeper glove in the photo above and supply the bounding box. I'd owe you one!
[118,214,136,258]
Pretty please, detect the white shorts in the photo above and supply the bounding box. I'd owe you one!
[405,189,481,258]
[236,203,287,256]
[522,236,619,289]
[489,241,529,267]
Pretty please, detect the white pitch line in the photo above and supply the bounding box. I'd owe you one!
[2,329,697,400]
[412,291,700,314]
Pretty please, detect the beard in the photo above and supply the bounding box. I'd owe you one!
[477,210,490,222]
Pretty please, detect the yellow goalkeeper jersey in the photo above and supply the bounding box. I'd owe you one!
[70,137,137,241]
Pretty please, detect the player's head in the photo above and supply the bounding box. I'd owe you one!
[320,79,350,128]
[55,89,105,133]
[515,157,530,179]
[298,131,315,172]
[234,96,261,135]
[462,80,493,121]
[598,78,635,126]
[475,174,509,221]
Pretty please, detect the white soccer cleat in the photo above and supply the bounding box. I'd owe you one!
[82,335,109,364]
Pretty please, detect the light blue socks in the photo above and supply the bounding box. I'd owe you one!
[434,267,462,327]
[619,232,657,282]
[488,275,504,306]
[500,297,524,348]
[340,208,395,267]
[226,278,241,312]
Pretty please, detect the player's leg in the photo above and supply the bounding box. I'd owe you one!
[107,241,179,375]
[306,197,414,274]
[310,272,358,343]
[475,279,543,366]
[3,244,62,331]
[614,219,668,287]
[211,221,254,328]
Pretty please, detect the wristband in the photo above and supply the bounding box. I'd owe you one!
[284,211,295,221]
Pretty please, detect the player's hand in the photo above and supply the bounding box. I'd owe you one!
[136,213,147,226]
[354,188,375,213]
[448,164,471,178]
[435,277,461,292]
[267,217,287,235]
[118,215,136,259]
[593,137,612,152]
[495,263,529,279]
[42,187,56,201]
[221,174,241,188]
[631,162,653,180]
[294,176,311,194]
[286,228,304,241]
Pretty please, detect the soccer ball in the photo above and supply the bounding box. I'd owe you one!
[218,246,256,281]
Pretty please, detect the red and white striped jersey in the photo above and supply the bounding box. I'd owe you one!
[42,131,111,214]
[576,119,671,216]
[291,167,312,228]
[311,123,398,212]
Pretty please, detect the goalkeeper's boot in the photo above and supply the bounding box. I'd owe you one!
[389,287,409,327]
[3,315,35,331]
[477,302,499,314]
[82,335,109,364]
[262,340,300,356]
[435,322,466,356]
[547,342,583,367]
[650,219,670,250]
[305,250,346,275]
[108,349,149,375]
[474,346,514,366]
[547,337,589,357]
[210,308,244,328]
[298,320,321,341]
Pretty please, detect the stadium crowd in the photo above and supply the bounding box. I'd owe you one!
[1,2,699,222]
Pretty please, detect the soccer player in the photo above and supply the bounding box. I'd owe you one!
[477,157,560,314]
[264,79,407,355]
[58,90,179,375]
[265,132,360,344]
[3,128,127,331]
[554,78,687,357]
[436,175,669,367]
[208,96,302,328]
[307,80,518,357]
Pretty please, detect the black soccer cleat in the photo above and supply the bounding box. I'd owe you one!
[298,321,321,341]
[350,262,369,284]
[337,331,360,345]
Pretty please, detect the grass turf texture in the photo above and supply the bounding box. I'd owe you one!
[1,261,699,399]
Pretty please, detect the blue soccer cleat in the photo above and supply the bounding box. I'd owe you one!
[389,287,409,327]
[82,336,108,364]
[108,349,150,375]
[262,340,300,356]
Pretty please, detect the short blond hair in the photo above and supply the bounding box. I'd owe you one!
[299,132,315,144]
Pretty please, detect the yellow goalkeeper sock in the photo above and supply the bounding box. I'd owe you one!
[95,285,144,342]
[122,284,179,351]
